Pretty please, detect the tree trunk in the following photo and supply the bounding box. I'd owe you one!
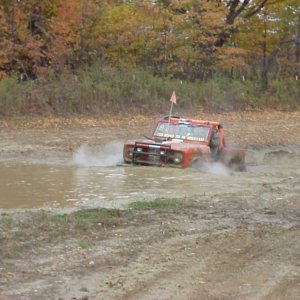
[261,11,268,90]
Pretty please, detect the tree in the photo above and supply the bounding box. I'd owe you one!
[229,0,300,84]
[0,0,59,79]
[0,0,298,82]
[215,0,270,47]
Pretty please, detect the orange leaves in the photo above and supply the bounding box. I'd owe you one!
[0,0,298,80]
[217,47,249,69]
[1,115,151,129]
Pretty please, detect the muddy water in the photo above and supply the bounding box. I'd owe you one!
[0,146,299,210]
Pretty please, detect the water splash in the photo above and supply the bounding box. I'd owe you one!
[193,161,230,176]
[73,142,123,167]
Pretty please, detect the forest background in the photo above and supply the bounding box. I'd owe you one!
[0,0,299,117]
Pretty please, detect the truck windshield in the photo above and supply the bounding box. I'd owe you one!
[154,122,210,141]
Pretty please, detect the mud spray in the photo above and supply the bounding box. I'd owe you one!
[72,141,123,167]
[73,142,232,175]
[193,161,230,176]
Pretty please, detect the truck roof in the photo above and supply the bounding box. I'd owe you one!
[160,115,221,127]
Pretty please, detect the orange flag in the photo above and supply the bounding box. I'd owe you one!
[170,91,176,104]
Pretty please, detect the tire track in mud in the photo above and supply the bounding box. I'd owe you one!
[123,229,298,300]
[50,190,300,300]
[54,223,300,300]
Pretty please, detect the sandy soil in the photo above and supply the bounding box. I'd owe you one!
[0,111,300,300]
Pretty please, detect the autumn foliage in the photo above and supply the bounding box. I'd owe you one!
[0,0,299,115]
[0,0,299,80]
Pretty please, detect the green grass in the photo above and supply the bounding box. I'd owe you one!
[128,198,179,210]
[73,210,96,220]
[79,240,94,249]
[73,208,122,220]
[50,214,68,223]
[50,208,122,223]
[1,216,14,226]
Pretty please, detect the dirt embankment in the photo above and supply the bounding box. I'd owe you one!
[0,111,300,300]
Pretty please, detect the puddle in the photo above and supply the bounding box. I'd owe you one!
[0,146,299,210]
[0,162,235,209]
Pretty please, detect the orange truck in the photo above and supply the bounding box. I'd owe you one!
[123,116,246,171]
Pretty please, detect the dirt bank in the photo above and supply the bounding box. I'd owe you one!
[0,111,300,300]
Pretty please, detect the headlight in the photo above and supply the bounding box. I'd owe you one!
[172,153,183,164]
[128,147,134,157]
[160,150,165,155]
[136,147,143,152]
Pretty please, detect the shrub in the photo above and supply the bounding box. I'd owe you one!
[0,77,32,116]
[0,67,298,117]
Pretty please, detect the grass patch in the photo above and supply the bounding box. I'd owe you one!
[50,214,68,223]
[79,240,94,249]
[2,216,14,226]
[128,198,179,210]
[50,208,123,224]
[73,210,95,220]
[72,208,123,221]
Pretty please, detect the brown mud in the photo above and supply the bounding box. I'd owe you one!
[0,111,300,300]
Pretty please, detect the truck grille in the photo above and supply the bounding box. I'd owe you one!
[132,142,171,166]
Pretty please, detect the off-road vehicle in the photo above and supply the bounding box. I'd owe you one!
[123,116,246,171]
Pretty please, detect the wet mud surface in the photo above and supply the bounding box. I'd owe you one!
[0,112,300,299]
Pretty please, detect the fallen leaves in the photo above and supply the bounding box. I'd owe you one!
[1,111,300,147]
[0,115,151,129]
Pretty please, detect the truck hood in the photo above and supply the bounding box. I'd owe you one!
[125,139,210,154]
